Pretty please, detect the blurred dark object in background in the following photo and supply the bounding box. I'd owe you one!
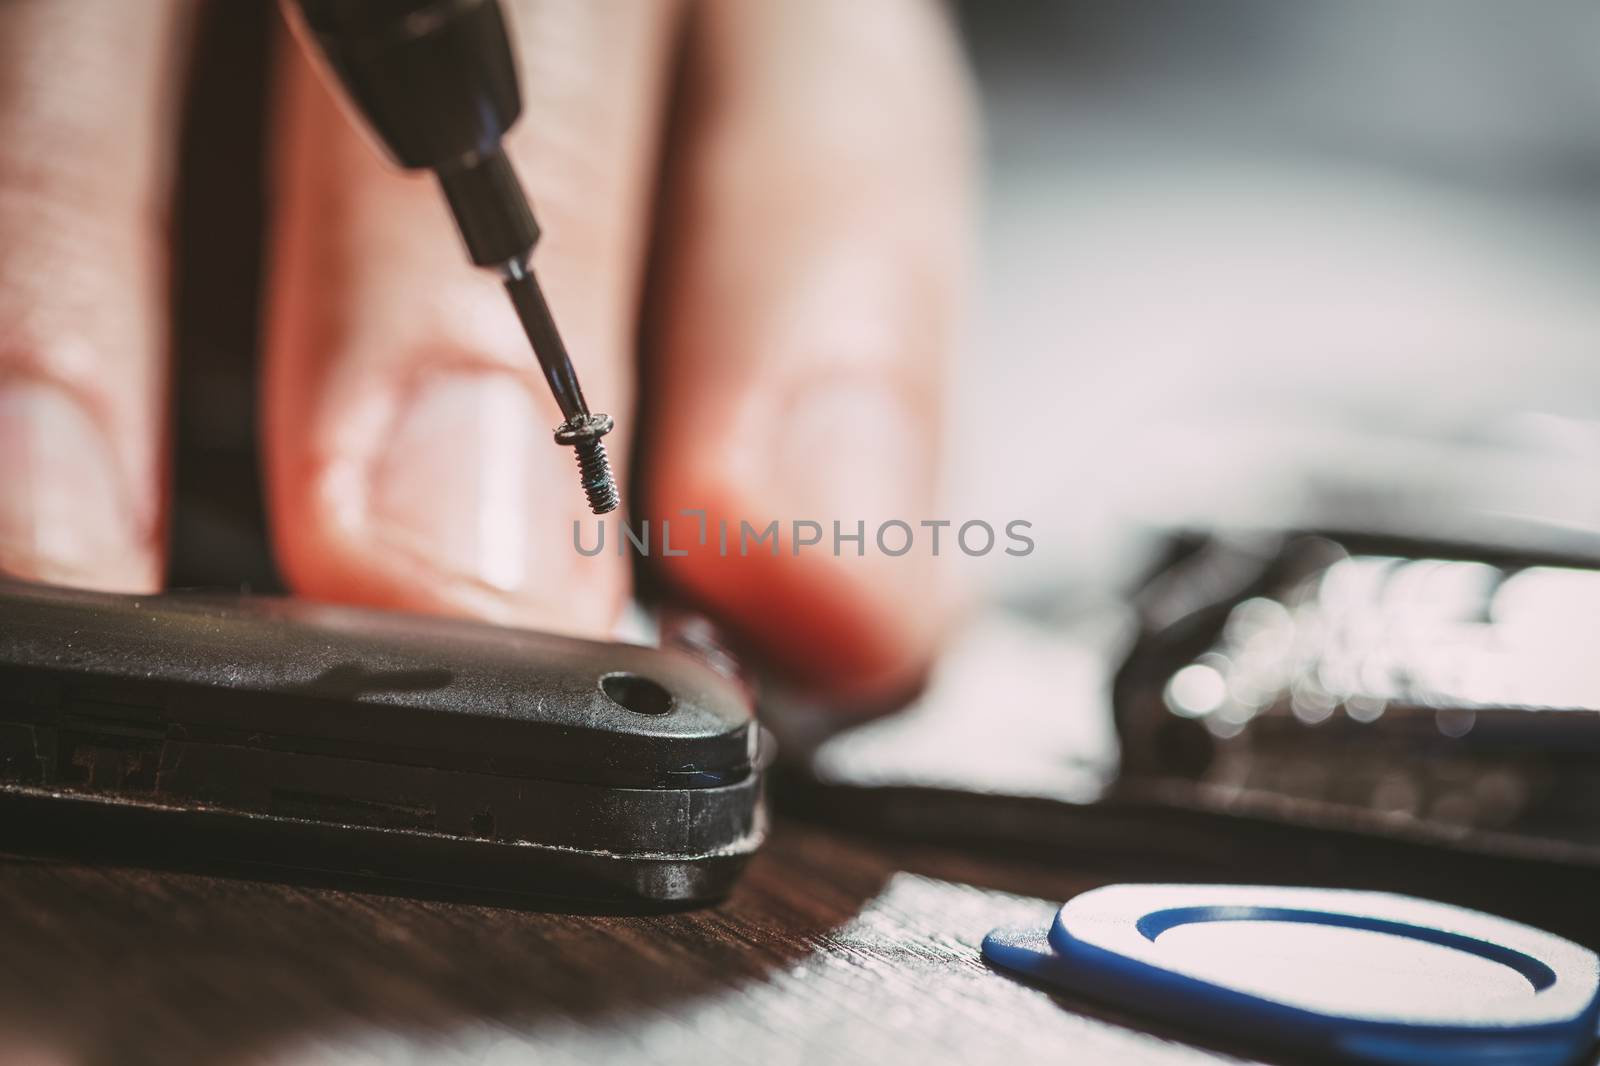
[773,527,1600,942]
[1117,530,1600,862]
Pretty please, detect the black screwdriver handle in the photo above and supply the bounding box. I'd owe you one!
[287,0,540,267]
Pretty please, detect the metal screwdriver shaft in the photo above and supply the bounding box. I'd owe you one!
[503,259,620,515]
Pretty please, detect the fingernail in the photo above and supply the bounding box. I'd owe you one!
[0,380,154,591]
[368,371,548,592]
[772,378,931,524]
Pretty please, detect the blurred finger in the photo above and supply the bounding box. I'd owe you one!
[0,0,192,591]
[643,0,976,700]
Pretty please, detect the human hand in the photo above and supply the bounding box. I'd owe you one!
[0,0,974,704]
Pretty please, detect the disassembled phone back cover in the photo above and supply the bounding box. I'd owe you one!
[767,531,1600,930]
[0,579,770,903]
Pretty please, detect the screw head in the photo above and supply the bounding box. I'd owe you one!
[554,412,614,445]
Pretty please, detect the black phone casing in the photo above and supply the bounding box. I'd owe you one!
[0,580,769,903]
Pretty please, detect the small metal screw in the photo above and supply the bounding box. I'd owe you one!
[555,413,619,515]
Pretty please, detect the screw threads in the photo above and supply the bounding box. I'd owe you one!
[555,412,619,515]
[573,437,619,515]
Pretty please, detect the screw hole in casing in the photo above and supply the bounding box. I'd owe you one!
[600,672,674,716]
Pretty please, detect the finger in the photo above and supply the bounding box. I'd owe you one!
[0,0,191,592]
[264,0,680,635]
[642,0,976,701]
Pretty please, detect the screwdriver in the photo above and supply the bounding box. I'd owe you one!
[286,0,619,514]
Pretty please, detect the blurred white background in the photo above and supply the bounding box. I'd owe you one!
[950,0,1600,599]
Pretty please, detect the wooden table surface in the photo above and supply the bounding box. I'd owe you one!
[0,821,1292,1066]
[8,811,1600,1066]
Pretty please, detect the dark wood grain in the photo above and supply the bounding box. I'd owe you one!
[0,822,1282,1066]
